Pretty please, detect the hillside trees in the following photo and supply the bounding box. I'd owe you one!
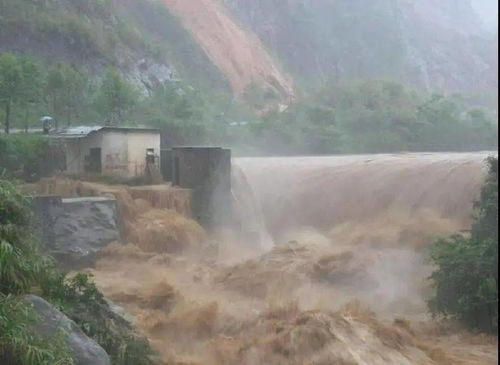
[95,68,138,125]
[0,54,21,134]
[0,52,497,155]
[0,54,42,134]
[253,79,498,155]
[45,63,87,128]
[0,53,142,131]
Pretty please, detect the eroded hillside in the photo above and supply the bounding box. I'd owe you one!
[161,0,295,106]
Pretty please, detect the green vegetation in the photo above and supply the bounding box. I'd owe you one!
[0,180,156,364]
[0,134,55,181]
[0,180,73,364]
[95,69,139,125]
[0,0,228,91]
[45,63,88,129]
[0,51,497,156]
[0,54,42,133]
[251,79,498,155]
[428,156,498,333]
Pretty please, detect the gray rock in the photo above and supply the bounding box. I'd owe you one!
[24,295,111,365]
[31,196,122,270]
[129,58,177,95]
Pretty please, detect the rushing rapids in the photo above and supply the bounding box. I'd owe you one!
[84,152,497,364]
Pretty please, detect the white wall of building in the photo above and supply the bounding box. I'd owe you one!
[126,133,160,177]
[101,131,129,176]
[64,130,160,178]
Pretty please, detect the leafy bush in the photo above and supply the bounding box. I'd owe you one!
[428,156,498,333]
[0,180,53,295]
[0,180,75,363]
[0,134,54,182]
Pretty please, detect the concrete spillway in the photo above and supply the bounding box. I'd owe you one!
[233,152,495,241]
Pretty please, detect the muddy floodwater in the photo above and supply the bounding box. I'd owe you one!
[86,152,497,364]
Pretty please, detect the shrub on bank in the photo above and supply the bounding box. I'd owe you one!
[0,134,57,182]
[428,156,498,333]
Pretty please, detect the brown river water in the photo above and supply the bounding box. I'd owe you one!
[83,152,497,364]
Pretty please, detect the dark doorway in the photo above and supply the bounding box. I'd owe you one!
[88,148,102,173]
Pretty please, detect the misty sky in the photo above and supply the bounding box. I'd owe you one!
[471,0,498,31]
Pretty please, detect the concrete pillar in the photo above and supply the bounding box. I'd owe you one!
[160,149,173,182]
[171,147,232,228]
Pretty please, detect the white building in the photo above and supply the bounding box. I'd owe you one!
[51,126,161,179]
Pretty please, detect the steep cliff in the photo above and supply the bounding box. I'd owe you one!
[224,0,498,94]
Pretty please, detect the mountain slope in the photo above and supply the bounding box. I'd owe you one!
[223,0,498,94]
[0,0,230,92]
[0,0,497,106]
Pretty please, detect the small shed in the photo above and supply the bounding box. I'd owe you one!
[51,126,161,179]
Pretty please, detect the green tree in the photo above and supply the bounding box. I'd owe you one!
[139,82,207,144]
[0,53,23,133]
[62,67,87,126]
[18,56,43,132]
[45,63,87,129]
[96,68,137,125]
[0,53,43,133]
[45,63,65,129]
[428,156,498,333]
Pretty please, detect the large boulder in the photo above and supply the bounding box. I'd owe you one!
[24,295,111,365]
[31,196,122,270]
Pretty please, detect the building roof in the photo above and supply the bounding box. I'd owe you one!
[172,146,229,150]
[49,126,160,139]
[0,128,43,134]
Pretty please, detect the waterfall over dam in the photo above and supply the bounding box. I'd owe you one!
[233,152,495,243]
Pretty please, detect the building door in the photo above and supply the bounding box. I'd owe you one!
[88,148,102,173]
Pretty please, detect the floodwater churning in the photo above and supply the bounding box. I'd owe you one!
[89,152,497,364]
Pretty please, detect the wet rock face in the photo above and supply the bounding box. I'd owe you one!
[24,295,111,365]
[31,196,121,270]
[223,0,496,94]
[130,58,177,94]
